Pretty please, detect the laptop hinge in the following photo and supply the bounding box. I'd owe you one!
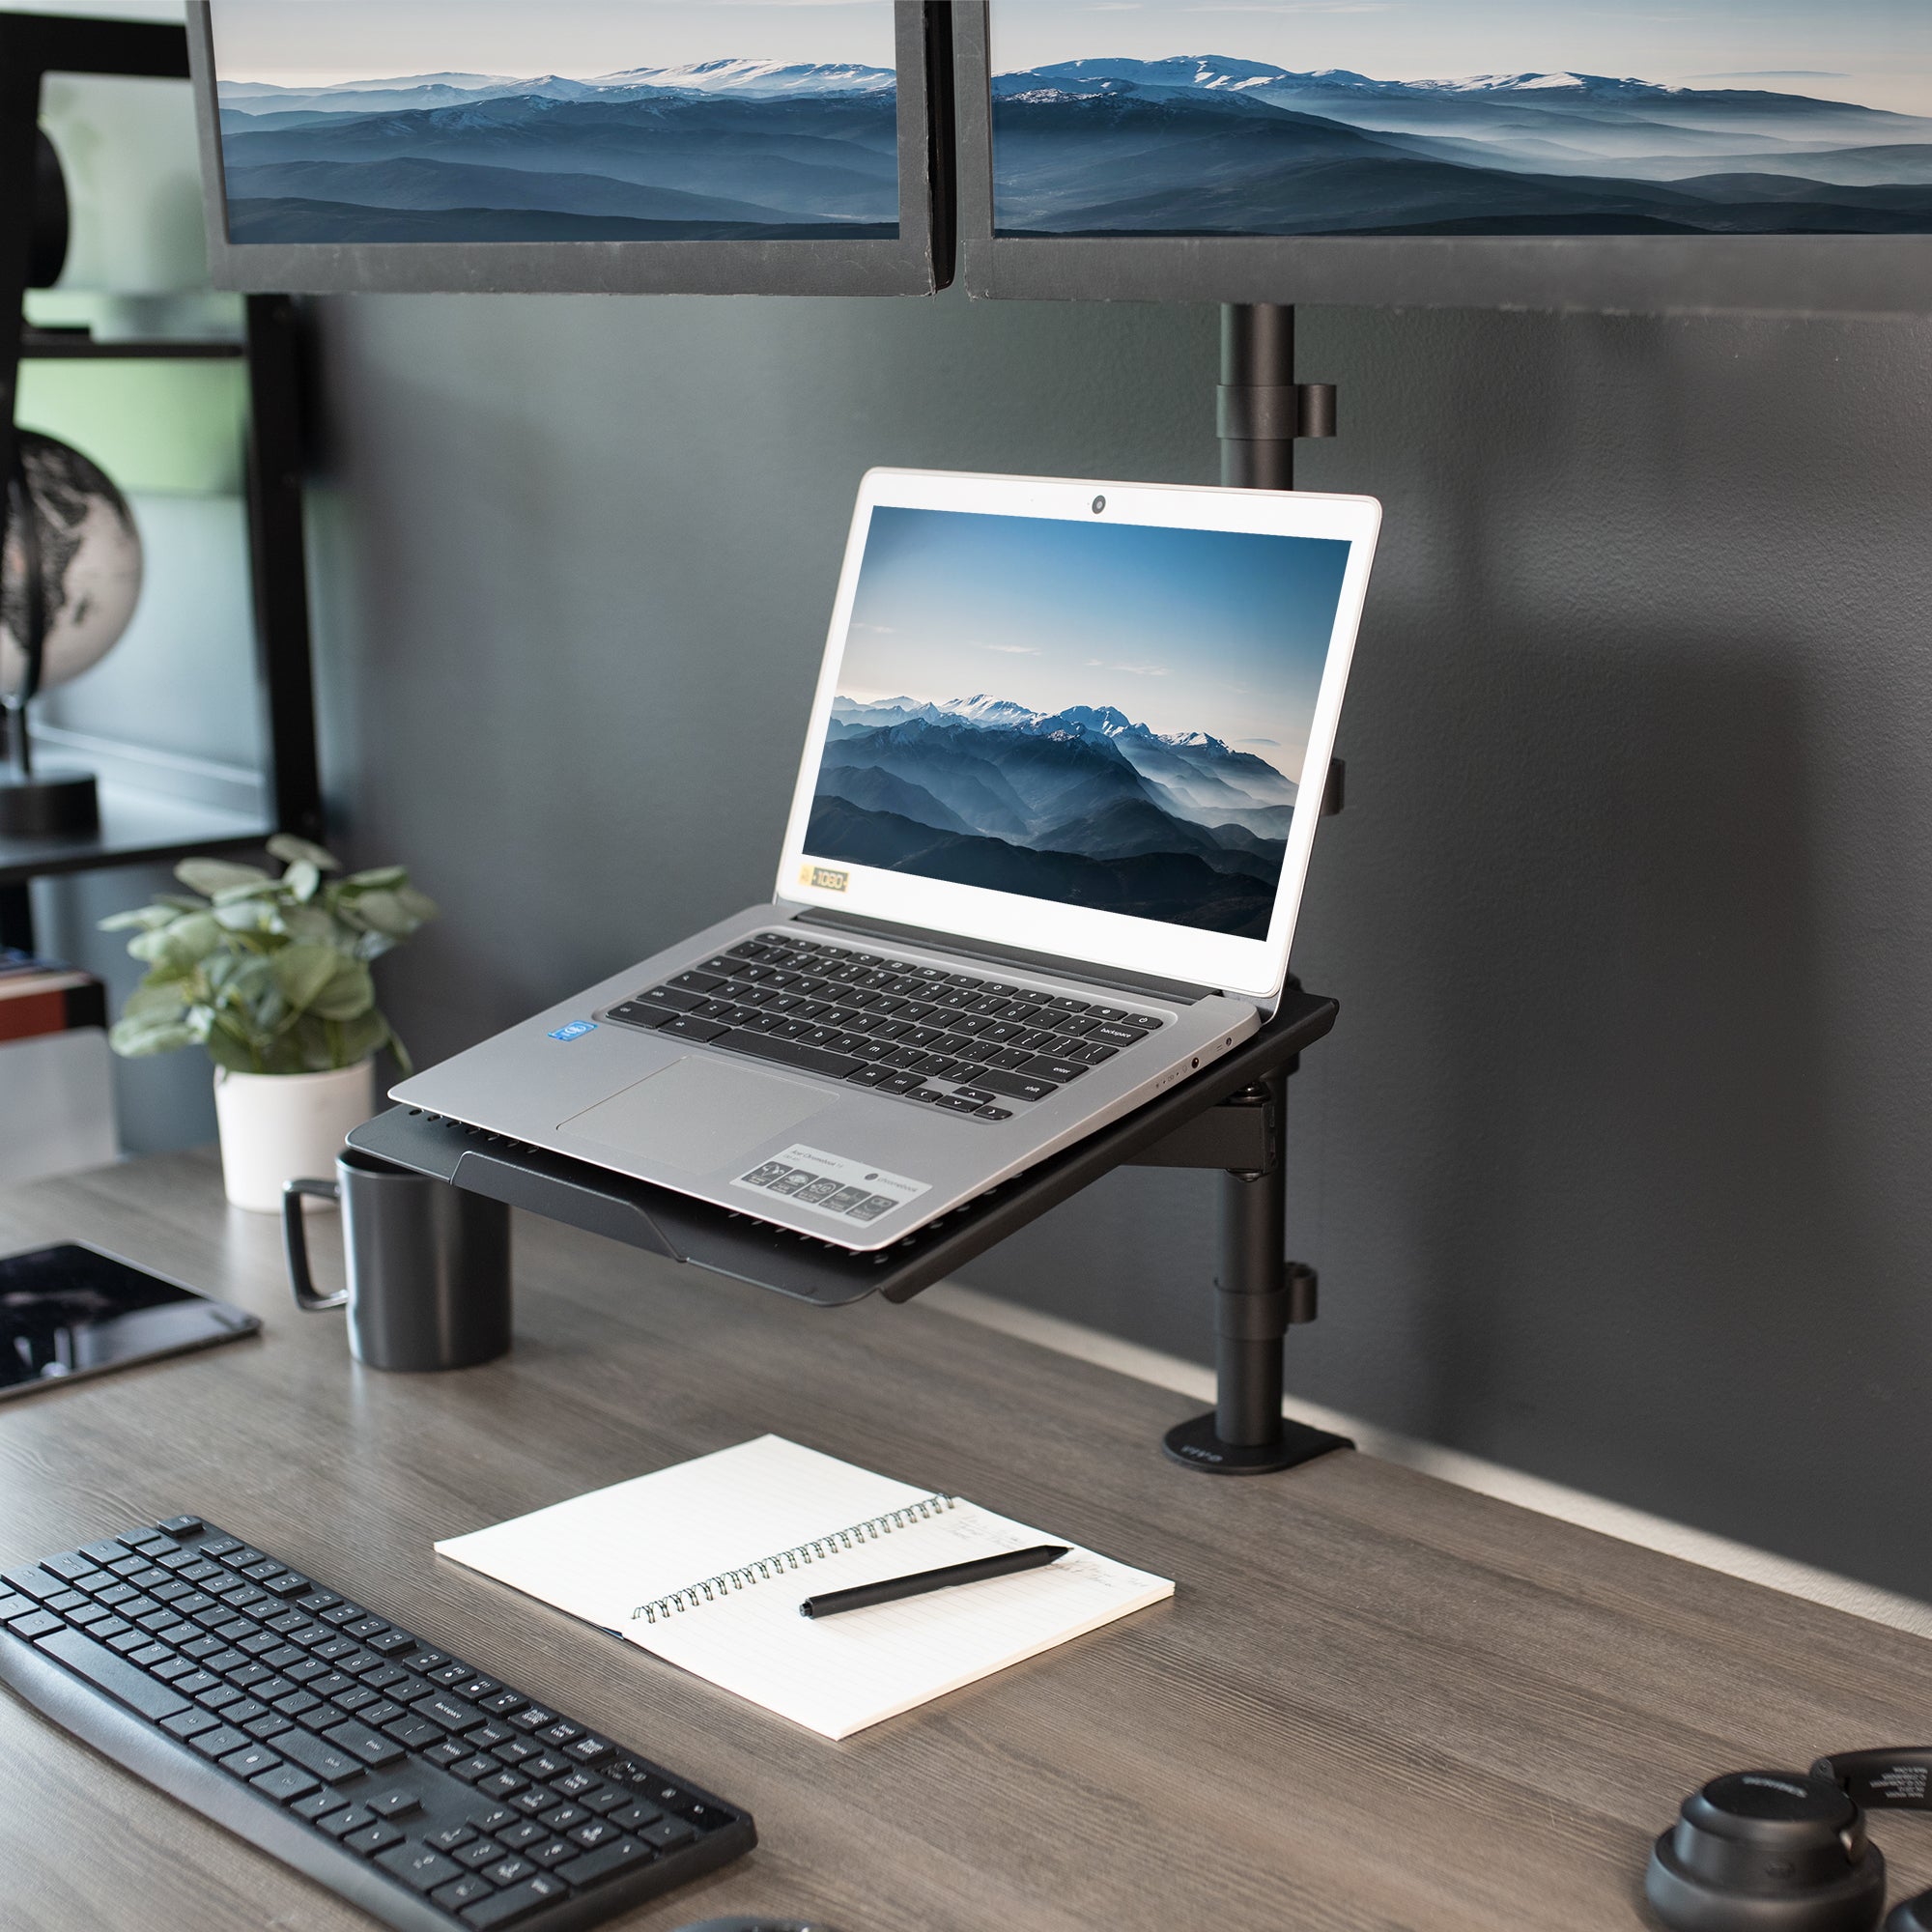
[785,905,1215,1006]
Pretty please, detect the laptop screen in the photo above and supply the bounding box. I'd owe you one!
[799,503,1354,942]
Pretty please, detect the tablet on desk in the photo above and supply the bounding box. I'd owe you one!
[0,1241,259,1400]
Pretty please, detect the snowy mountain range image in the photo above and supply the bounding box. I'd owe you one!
[989,57,1932,236]
[214,60,898,242]
[807,694,1301,939]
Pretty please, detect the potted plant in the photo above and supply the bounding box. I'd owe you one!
[101,835,436,1211]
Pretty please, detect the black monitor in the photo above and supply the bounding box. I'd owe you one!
[185,0,952,296]
[954,0,1932,314]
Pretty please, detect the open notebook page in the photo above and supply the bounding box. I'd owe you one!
[435,1436,933,1631]
[436,1435,1174,1741]
[638,1497,1173,1739]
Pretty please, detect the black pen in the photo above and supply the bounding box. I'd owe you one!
[799,1544,1070,1619]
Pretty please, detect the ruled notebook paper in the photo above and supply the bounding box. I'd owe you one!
[435,1435,1174,1740]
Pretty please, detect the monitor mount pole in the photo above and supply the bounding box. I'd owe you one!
[1163,304,1350,1475]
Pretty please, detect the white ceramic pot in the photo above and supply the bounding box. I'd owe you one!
[213,1060,376,1213]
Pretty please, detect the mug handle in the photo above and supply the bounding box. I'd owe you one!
[283,1178,347,1311]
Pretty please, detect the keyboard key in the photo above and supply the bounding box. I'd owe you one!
[377,1842,462,1892]
[324,1721,404,1768]
[7,1609,63,1641]
[527,1836,578,1867]
[641,1815,698,1852]
[554,1834,654,1889]
[274,1726,366,1783]
[432,1874,496,1913]
[412,1689,484,1732]
[250,1763,320,1805]
[1017,1056,1091,1083]
[292,1788,348,1822]
[384,1713,444,1748]
[428,1822,478,1853]
[455,1836,506,1869]
[658,1013,726,1041]
[187,1725,252,1761]
[711,1030,863,1082]
[973,1069,1057,1102]
[345,1821,405,1857]
[218,1742,283,1778]
[367,1788,421,1818]
[497,1818,549,1850]
[319,1804,376,1838]
[459,1872,569,1927]
[161,1707,222,1741]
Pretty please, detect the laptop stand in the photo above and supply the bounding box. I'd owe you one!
[349,980,1349,1475]
[351,300,1354,1474]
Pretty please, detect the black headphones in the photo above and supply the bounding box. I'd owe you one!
[1648,1750,1932,1931]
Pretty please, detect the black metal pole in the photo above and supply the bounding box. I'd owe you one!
[1161,310,1351,1473]
[1214,1094,1289,1446]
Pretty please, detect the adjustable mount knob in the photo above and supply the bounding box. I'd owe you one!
[1646,1771,1886,1932]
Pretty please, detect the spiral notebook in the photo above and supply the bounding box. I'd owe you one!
[434,1435,1174,1740]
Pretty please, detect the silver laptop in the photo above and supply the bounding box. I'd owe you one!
[394,468,1381,1251]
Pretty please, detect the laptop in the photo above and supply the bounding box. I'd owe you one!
[393,468,1381,1251]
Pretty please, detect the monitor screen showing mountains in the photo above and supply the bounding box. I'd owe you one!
[988,1,1932,236]
[207,0,897,243]
[804,507,1353,940]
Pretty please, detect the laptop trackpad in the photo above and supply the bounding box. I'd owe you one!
[559,1055,832,1174]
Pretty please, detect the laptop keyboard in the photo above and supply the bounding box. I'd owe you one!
[601,931,1164,1121]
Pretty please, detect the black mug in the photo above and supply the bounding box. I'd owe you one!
[283,1149,511,1372]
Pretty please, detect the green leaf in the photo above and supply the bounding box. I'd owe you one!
[211,877,278,904]
[176,857,271,896]
[156,894,213,913]
[278,903,335,946]
[394,887,438,924]
[329,1007,389,1067]
[270,943,340,1013]
[128,912,225,974]
[213,897,274,932]
[349,889,421,939]
[285,859,322,903]
[122,982,188,1022]
[268,833,339,872]
[202,1021,261,1074]
[310,955,375,1023]
[108,1016,196,1058]
[345,865,407,890]
[99,904,176,932]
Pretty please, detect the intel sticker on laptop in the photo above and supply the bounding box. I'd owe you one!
[548,1020,598,1042]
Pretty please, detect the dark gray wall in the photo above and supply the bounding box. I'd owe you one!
[63,284,1932,1603]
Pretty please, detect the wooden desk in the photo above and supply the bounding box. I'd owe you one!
[4,1152,1930,1932]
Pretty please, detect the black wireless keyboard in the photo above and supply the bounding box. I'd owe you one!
[603,928,1165,1122]
[0,1517,754,1931]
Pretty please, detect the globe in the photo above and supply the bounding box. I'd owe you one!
[1,429,144,701]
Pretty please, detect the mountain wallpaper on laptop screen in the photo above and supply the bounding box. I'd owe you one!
[803,508,1354,940]
[988,0,1932,236]
[208,0,897,243]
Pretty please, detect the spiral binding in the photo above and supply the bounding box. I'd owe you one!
[629,1492,958,1625]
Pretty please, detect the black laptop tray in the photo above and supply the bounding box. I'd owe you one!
[346,985,1337,1309]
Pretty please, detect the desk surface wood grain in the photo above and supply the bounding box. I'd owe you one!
[2,1151,1927,1932]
